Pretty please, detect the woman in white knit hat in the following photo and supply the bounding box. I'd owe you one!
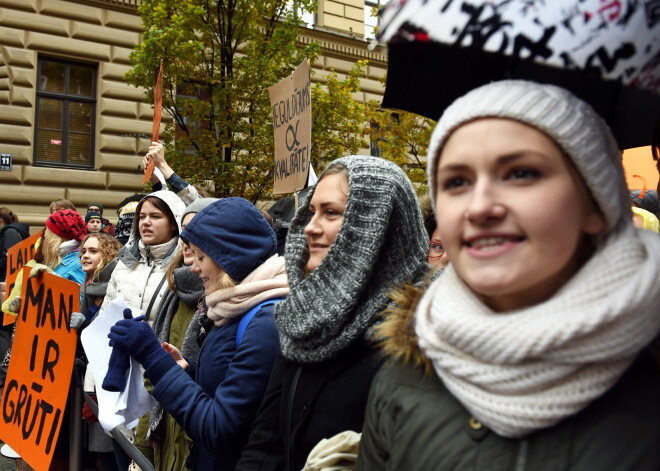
[357,80,660,470]
[100,190,185,468]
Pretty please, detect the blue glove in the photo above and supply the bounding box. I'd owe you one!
[102,308,133,392]
[107,309,167,371]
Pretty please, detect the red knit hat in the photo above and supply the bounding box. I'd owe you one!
[46,210,88,241]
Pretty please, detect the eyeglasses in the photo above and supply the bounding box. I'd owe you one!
[428,239,445,259]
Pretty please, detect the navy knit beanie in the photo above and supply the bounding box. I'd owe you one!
[85,211,102,223]
[181,197,277,283]
[87,201,104,215]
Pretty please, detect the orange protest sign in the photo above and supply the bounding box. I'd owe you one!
[622,146,658,191]
[0,269,78,471]
[269,59,312,195]
[143,60,163,184]
[3,230,43,326]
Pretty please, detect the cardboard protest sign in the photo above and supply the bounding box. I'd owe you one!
[0,269,78,471]
[143,60,163,184]
[269,59,312,195]
[3,230,44,326]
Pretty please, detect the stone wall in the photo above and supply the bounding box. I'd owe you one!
[0,0,387,229]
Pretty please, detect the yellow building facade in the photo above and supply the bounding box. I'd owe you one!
[0,0,387,227]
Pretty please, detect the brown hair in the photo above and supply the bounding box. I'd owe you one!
[80,232,121,283]
[0,207,19,224]
[259,210,275,228]
[49,199,77,213]
[417,191,436,239]
[165,248,185,291]
[318,162,348,182]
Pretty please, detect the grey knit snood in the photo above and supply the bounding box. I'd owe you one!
[275,155,430,363]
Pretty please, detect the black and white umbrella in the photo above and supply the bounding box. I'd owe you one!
[377,0,660,149]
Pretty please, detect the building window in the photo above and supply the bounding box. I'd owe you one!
[365,0,384,40]
[34,58,96,168]
[370,138,382,158]
[369,119,383,157]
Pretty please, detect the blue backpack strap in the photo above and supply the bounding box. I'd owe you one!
[236,298,285,347]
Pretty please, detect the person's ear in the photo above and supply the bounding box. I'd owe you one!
[582,209,606,235]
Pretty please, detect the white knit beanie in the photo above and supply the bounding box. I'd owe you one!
[426,80,630,232]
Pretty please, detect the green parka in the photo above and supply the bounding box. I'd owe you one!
[357,288,660,471]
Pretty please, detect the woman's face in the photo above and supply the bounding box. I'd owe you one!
[139,199,176,246]
[304,172,348,272]
[435,118,605,312]
[80,237,101,275]
[181,213,197,266]
[428,227,449,269]
[189,243,223,295]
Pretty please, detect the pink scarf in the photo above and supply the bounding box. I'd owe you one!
[205,255,289,326]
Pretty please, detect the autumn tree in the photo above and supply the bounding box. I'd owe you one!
[310,60,434,186]
[314,60,435,186]
[310,60,369,169]
[364,96,436,186]
[127,1,435,198]
[126,0,319,200]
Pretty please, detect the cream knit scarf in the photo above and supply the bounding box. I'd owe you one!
[415,226,660,438]
[205,254,289,327]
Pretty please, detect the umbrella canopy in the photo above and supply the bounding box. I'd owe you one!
[377,0,660,149]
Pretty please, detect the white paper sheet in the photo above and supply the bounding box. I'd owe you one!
[153,166,167,188]
[80,295,154,432]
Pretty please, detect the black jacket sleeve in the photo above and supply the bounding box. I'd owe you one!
[1,227,24,282]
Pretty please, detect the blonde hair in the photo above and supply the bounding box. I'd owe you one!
[81,232,121,283]
[41,229,66,269]
[210,271,236,292]
[190,246,236,293]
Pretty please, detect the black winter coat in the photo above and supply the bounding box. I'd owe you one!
[236,340,383,471]
[0,222,30,282]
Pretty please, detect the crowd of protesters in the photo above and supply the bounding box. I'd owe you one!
[0,80,659,471]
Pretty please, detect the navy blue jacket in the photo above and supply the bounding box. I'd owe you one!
[145,303,280,471]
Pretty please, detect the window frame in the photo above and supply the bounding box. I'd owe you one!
[33,57,97,169]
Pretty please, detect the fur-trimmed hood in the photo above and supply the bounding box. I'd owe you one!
[373,278,435,376]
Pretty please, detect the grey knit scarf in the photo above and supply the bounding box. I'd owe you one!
[275,155,430,363]
[81,259,119,317]
[148,265,204,437]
